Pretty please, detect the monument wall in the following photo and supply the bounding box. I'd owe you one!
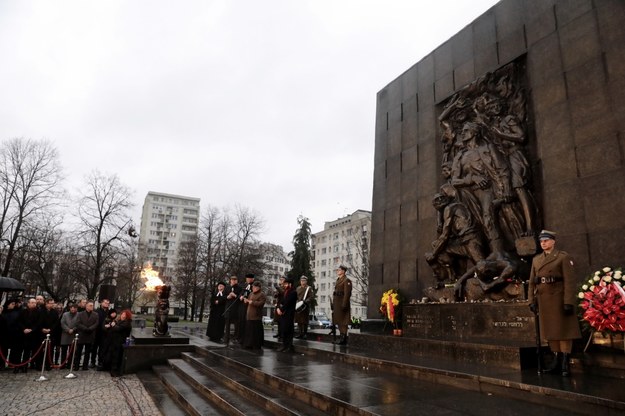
[369,0,625,317]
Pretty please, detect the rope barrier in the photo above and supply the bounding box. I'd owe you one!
[46,342,75,369]
[0,339,47,368]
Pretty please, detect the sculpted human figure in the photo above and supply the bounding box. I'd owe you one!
[451,122,511,254]
[425,193,485,284]
[154,285,170,337]
[454,251,518,300]
[477,94,536,237]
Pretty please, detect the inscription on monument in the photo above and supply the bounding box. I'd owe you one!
[403,304,535,344]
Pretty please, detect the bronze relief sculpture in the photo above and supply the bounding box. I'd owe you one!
[426,62,537,301]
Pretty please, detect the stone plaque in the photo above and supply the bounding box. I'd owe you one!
[403,303,535,344]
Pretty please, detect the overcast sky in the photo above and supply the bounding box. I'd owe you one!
[0,0,499,251]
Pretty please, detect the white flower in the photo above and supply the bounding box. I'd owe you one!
[578,292,585,299]
[582,285,589,290]
[588,279,594,285]
[590,285,596,291]
[615,271,622,279]
[603,267,612,273]
[595,271,601,276]
[605,275,612,283]
[593,276,601,282]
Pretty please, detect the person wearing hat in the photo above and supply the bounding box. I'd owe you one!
[238,273,256,343]
[275,277,297,352]
[223,276,242,346]
[331,265,352,345]
[206,281,227,342]
[528,230,581,377]
[295,276,313,339]
[242,281,266,349]
[272,275,286,340]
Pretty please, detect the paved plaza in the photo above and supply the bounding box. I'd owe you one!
[0,368,162,416]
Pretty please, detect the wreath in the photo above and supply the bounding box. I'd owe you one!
[578,267,625,333]
[379,288,403,323]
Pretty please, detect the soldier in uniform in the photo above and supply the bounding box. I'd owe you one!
[528,230,581,377]
[294,276,313,339]
[331,265,352,345]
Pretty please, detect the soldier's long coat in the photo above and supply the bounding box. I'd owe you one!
[332,276,352,326]
[528,249,581,341]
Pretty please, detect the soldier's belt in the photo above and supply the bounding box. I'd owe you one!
[536,276,563,284]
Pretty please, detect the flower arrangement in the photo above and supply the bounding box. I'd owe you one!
[379,288,403,324]
[578,267,625,333]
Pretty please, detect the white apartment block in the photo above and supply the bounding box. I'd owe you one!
[139,191,201,278]
[311,210,371,320]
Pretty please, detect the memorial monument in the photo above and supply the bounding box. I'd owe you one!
[367,0,625,347]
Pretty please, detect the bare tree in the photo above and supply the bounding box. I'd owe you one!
[15,213,79,300]
[175,237,200,320]
[0,138,64,276]
[343,222,370,308]
[75,170,134,299]
[115,238,144,309]
[230,205,265,276]
[196,205,228,322]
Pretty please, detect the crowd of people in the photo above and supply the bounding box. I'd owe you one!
[0,296,132,377]
[205,265,353,352]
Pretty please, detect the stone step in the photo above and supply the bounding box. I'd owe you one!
[197,344,595,416]
[136,370,188,416]
[263,336,625,415]
[168,358,273,416]
[152,365,226,416]
[194,347,380,416]
[181,351,328,416]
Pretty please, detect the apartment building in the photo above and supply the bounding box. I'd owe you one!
[138,191,201,278]
[311,210,371,319]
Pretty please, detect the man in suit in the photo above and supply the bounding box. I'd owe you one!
[528,230,581,377]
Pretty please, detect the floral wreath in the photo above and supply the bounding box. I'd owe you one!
[379,288,402,323]
[578,267,625,333]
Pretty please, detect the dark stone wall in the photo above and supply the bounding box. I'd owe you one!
[369,0,625,317]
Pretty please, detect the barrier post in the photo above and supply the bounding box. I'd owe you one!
[64,334,79,379]
[35,334,50,382]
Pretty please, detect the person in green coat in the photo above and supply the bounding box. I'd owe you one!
[528,230,581,377]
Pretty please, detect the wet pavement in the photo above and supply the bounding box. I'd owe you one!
[161,325,623,415]
[0,367,161,416]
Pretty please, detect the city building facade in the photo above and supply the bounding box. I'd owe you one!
[311,210,371,320]
[138,191,201,279]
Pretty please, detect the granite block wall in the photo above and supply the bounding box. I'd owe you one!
[369,0,625,317]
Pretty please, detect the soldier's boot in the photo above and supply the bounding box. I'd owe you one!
[544,352,561,374]
[561,353,571,377]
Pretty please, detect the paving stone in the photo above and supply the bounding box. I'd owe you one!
[0,368,162,416]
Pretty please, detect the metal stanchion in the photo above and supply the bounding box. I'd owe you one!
[64,334,79,379]
[35,334,50,382]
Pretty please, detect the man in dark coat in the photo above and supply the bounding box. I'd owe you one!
[75,301,99,370]
[206,281,227,342]
[276,277,297,352]
[331,265,352,345]
[528,230,581,377]
[17,298,42,372]
[37,298,60,370]
[93,298,112,368]
[238,273,255,343]
[272,275,285,340]
[223,276,242,346]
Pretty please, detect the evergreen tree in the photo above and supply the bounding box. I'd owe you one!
[289,215,315,308]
